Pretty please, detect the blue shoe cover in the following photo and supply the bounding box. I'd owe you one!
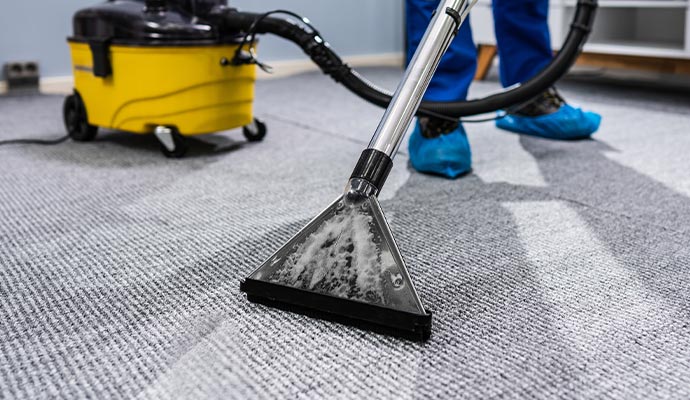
[496,104,601,140]
[408,121,472,179]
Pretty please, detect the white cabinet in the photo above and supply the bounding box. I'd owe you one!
[470,0,690,60]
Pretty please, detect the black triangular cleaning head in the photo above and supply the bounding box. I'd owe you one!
[241,195,431,341]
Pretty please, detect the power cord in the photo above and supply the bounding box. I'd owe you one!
[0,135,69,146]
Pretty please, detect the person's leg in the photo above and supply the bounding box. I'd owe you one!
[493,0,553,87]
[492,0,601,139]
[407,0,477,101]
[406,0,474,178]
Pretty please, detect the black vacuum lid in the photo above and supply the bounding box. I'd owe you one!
[70,0,239,44]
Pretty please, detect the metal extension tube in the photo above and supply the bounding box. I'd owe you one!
[348,0,475,196]
[368,0,474,158]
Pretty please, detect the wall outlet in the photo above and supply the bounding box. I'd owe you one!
[3,61,40,91]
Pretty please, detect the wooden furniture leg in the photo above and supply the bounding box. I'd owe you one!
[474,44,497,81]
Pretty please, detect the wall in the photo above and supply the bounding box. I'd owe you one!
[0,0,404,79]
[0,0,95,79]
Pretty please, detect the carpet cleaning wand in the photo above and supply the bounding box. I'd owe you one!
[240,0,478,341]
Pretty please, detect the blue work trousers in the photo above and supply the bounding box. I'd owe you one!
[406,0,553,101]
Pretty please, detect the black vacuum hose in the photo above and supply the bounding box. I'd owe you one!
[212,0,597,118]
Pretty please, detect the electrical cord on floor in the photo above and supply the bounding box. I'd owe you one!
[0,111,507,149]
[0,135,69,146]
[0,113,506,149]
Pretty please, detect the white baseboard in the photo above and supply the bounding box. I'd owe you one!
[0,52,404,95]
[41,76,75,94]
[0,75,75,95]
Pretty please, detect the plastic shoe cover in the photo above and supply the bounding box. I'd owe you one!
[408,121,472,179]
[496,104,601,140]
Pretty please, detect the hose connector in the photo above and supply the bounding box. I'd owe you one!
[349,149,393,196]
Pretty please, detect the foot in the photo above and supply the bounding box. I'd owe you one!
[408,117,472,179]
[496,87,601,140]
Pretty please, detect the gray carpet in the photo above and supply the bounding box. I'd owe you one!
[1,68,690,399]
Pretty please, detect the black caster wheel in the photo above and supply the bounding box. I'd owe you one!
[242,118,267,142]
[154,126,188,158]
[63,91,98,142]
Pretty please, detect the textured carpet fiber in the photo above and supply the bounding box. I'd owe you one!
[1,68,690,399]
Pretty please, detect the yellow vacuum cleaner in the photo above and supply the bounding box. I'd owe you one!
[64,0,265,157]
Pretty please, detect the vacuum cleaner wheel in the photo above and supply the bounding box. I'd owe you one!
[63,92,98,142]
[155,126,189,158]
[242,118,267,142]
